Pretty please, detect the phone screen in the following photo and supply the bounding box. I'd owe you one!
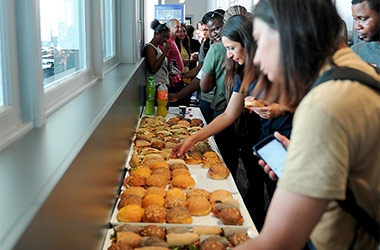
[253,135,287,178]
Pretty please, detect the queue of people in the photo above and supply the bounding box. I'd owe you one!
[142,1,380,249]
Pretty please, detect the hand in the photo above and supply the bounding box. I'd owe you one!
[168,93,178,103]
[252,103,284,119]
[170,138,195,158]
[162,42,170,54]
[257,132,290,181]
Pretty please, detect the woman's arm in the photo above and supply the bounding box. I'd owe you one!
[144,44,169,74]
[235,188,329,250]
[171,92,245,157]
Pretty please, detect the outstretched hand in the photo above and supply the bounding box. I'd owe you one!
[170,138,195,159]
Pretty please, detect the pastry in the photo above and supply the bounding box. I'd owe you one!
[170,175,196,190]
[117,204,144,222]
[244,96,265,108]
[207,164,230,180]
[142,194,165,208]
[120,186,147,199]
[142,205,167,223]
[209,189,233,204]
[118,194,142,210]
[166,206,193,224]
[229,233,250,246]
[219,207,244,225]
[139,225,166,240]
[187,196,211,216]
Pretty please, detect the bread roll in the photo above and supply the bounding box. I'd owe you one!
[244,96,265,108]
[207,164,230,180]
[166,233,200,247]
[187,196,211,216]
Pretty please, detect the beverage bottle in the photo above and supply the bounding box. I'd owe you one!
[156,83,168,117]
[169,59,182,86]
[145,76,155,115]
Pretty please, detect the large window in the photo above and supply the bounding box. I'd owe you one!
[0,43,3,107]
[40,0,86,87]
[103,0,116,60]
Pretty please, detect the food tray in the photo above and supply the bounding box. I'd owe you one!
[101,225,258,250]
[110,192,255,231]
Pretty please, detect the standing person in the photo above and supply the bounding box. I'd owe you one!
[236,0,380,249]
[351,0,380,67]
[171,13,267,230]
[165,18,189,106]
[168,10,216,123]
[142,19,170,85]
[175,23,198,84]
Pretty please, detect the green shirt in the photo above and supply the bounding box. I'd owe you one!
[201,42,226,111]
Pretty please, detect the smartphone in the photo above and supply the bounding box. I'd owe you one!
[253,135,287,178]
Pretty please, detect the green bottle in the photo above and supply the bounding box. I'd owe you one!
[145,76,155,115]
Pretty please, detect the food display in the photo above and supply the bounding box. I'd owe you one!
[103,108,257,250]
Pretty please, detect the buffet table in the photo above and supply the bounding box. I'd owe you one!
[102,107,258,249]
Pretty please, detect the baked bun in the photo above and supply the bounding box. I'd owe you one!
[185,150,203,165]
[219,207,244,225]
[142,205,167,223]
[145,174,169,188]
[170,175,196,190]
[199,239,226,250]
[151,167,171,181]
[142,194,165,208]
[145,187,166,197]
[164,196,187,209]
[120,186,147,199]
[151,140,166,150]
[210,189,233,204]
[116,231,142,248]
[244,96,264,108]
[166,206,193,224]
[168,162,189,171]
[171,168,191,178]
[187,196,211,216]
[229,233,250,246]
[140,225,166,240]
[123,175,146,187]
[117,204,145,222]
[202,151,222,168]
[186,188,211,200]
[190,118,203,127]
[129,165,152,178]
[207,164,230,180]
[166,187,186,199]
[118,194,143,210]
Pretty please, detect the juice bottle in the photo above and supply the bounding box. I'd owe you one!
[156,83,168,117]
[145,76,155,115]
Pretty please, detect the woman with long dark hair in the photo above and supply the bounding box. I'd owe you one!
[236,0,380,249]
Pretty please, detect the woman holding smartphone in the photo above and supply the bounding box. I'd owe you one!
[236,0,380,249]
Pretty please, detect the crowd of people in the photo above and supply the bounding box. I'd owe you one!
[143,0,380,249]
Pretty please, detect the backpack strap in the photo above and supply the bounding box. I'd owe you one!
[312,66,380,242]
[312,66,380,93]
[337,186,380,242]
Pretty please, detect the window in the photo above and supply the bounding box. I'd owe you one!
[103,0,116,60]
[40,0,86,87]
[0,43,3,107]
